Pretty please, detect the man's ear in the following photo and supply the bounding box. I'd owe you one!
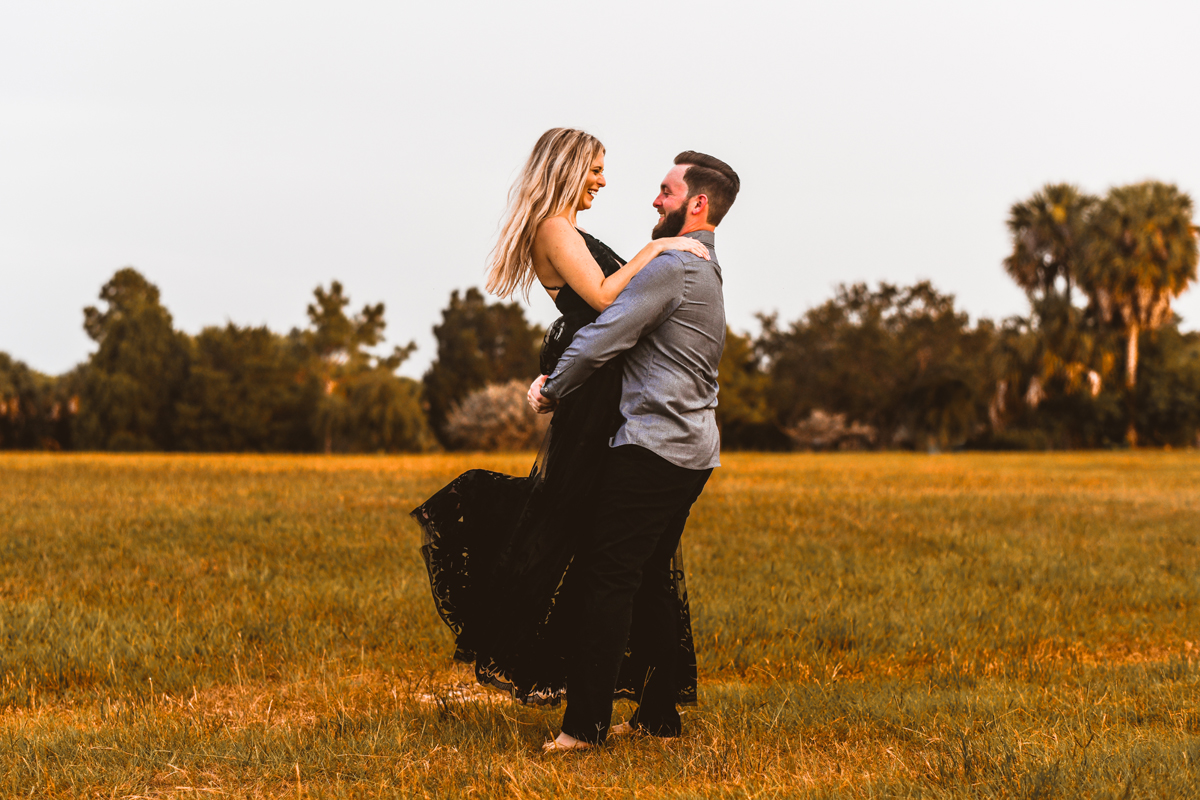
[689,194,709,216]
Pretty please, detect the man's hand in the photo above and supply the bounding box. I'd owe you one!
[527,374,557,414]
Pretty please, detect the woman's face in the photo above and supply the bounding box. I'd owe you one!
[577,151,606,211]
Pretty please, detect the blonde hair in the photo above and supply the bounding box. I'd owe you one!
[486,128,604,299]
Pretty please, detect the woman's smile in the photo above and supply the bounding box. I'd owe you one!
[579,153,606,210]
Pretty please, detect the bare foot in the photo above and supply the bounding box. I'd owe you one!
[609,722,634,737]
[542,732,591,753]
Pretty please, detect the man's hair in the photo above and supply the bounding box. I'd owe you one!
[674,151,740,226]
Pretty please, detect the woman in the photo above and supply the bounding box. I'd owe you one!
[411,128,706,707]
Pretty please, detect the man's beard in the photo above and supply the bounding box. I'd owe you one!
[651,205,688,239]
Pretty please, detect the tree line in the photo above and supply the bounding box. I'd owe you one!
[2,180,1196,453]
[719,180,1199,450]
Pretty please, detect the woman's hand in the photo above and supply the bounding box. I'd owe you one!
[655,237,711,260]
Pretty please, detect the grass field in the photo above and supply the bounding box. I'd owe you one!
[1,452,1198,798]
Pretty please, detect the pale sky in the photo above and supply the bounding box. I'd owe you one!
[3,1,1199,379]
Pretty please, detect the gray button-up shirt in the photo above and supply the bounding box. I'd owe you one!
[541,229,725,470]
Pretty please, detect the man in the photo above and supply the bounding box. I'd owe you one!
[528,151,740,751]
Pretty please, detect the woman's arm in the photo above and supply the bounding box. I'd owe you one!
[535,217,710,312]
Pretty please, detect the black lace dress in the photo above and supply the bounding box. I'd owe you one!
[411,231,698,707]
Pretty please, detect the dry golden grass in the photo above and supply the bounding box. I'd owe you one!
[1,451,1198,797]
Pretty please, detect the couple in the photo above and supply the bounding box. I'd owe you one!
[411,128,738,751]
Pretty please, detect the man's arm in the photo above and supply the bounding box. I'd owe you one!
[540,254,685,403]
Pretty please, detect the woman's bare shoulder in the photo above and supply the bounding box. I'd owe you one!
[535,215,577,244]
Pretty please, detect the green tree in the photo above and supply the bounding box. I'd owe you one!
[342,369,436,453]
[0,353,72,450]
[715,327,785,450]
[422,288,543,445]
[174,324,315,452]
[1005,183,1095,305]
[75,268,190,450]
[1081,181,1199,446]
[301,281,421,453]
[977,314,1107,450]
[1004,184,1110,399]
[1131,321,1200,447]
[303,282,412,453]
[759,282,995,451]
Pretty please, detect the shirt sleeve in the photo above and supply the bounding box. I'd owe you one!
[541,254,685,401]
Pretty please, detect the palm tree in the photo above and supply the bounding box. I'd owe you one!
[1005,183,1096,305]
[1004,184,1103,401]
[1081,181,1199,446]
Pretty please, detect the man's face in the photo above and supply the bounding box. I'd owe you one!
[652,164,690,239]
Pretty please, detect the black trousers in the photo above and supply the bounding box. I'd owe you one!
[560,445,712,744]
